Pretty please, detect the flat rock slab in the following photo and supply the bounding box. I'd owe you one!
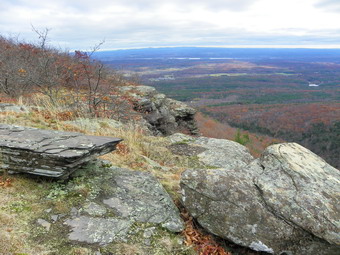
[0,124,122,178]
[63,165,184,246]
[65,216,133,245]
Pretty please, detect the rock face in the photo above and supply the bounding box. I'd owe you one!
[168,133,254,169]
[64,164,184,245]
[181,142,340,254]
[120,86,199,135]
[0,124,122,178]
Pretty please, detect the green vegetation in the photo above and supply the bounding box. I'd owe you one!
[234,129,251,145]
[301,121,340,168]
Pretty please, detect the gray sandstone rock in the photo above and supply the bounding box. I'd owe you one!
[65,216,133,245]
[0,124,121,178]
[102,167,184,232]
[37,218,51,231]
[256,143,340,245]
[63,165,184,246]
[82,202,107,216]
[181,142,340,254]
[169,133,254,169]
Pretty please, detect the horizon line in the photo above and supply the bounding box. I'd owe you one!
[94,44,340,52]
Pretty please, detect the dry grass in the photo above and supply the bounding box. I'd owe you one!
[0,95,193,254]
[0,177,52,254]
[111,243,146,255]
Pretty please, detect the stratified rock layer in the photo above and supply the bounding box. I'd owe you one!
[0,124,122,178]
[181,142,340,254]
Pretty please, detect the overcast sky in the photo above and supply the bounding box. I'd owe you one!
[1,0,340,50]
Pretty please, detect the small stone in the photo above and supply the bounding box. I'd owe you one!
[51,215,59,222]
[37,219,51,231]
[83,202,107,216]
[70,207,78,216]
[144,239,151,246]
[143,227,156,239]
[45,208,52,213]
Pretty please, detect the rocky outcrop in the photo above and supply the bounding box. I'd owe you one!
[120,86,198,136]
[0,124,122,178]
[63,164,184,245]
[181,142,340,254]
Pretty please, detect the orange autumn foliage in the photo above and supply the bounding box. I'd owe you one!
[0,176,12,188]
[181,209,232,255]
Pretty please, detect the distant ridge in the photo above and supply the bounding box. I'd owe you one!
[92,47,340,61]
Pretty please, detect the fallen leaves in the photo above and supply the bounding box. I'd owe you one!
[181,209,232,255]
[0,176,12,188]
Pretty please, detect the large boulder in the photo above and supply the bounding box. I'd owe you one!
[181,142,340,254]
[0,124,121,178]
[120,86,199,136]
[256,143,340,246]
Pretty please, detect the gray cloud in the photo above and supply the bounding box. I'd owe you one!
[0,0,339,50]
[52,0,258,12]
[2,0,257,12]
[315,0,340,12]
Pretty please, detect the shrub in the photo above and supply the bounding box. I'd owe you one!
[234,129,250,145]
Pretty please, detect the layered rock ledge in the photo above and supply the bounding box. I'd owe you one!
[0,124,122,178]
